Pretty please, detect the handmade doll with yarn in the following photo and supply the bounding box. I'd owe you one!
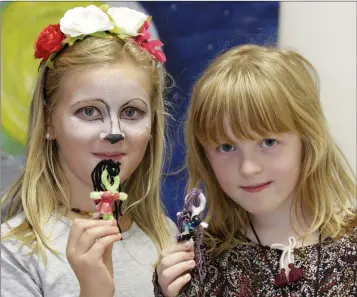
[176,188,208,282]
[89,159,128,225]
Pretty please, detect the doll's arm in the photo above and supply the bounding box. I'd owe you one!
[89,192,102,200]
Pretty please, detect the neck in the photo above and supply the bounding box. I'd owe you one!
[247,195,319,247]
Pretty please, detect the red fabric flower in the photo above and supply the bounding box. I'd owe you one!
[136,21,151,44]
[34,24,65,62]
[136,21,166,64]
[142,39,166,63]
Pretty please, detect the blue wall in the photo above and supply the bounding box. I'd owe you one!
[140,1,280,221]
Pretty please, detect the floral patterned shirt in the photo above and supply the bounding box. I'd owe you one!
[153,227,357,297]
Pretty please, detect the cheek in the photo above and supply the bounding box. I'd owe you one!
[121,117,151,139]
[207,153,232,184]
[289,151,302,172]
[53,113,106,144]
[271,154,302,187]
[127,133,151,154]
[124,123,151,153]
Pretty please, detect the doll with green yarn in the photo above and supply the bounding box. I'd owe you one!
[90,159,127,220]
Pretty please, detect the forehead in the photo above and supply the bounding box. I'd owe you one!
[59,63,152,105]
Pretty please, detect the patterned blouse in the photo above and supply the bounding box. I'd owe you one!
[153,227,357,297]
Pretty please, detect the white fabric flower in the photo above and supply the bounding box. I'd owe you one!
[107,7,147,37]
[60,5,114,37]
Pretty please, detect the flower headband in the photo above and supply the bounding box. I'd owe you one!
[34,5,166,69]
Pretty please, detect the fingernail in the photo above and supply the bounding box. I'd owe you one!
[189,260,195,266]
[184,273,191,279]
[185,240,193,248]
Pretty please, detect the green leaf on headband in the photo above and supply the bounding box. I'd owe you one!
[99,4,109,13]
[44,56,54,69]
[146,15,152,24]
[89,31,109,39]
[64,35,86,46]
[109,27,129,40]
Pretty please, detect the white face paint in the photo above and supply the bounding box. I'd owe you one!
[51,63,152,206]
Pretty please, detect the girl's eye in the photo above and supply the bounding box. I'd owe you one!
[84,107,95,116]
[76,107,102,120]
[217,144,236,153]
[121,107,143,120]
[261,138,278,148]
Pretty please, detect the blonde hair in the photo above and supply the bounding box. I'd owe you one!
[1,36,171,262]
[185,44,356,255]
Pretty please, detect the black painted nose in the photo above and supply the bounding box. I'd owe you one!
[104,134,125,144]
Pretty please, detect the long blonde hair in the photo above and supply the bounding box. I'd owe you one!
[185,44,356,255]
[1,36,171,262]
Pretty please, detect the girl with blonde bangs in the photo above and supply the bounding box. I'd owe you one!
[1,5,177,297]
[155,45,357,296]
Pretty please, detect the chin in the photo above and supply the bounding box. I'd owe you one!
[239,200,277,216]
[247,208,271,216]
[250,203,284,217]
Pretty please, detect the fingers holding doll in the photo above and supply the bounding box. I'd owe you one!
[66,218,121,297]
[67,219,120,254]
[157,239,196,297]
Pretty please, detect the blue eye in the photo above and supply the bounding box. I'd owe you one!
[84,107,95,116]
[261,139,277,148]
[121,107,143,120]
[218,144,236,152]
[76,107,102,121]
[124,108,136,117]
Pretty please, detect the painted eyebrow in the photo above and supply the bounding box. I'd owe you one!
[121,98,149,109]
[71,98,148,109]
[71,98,107,108]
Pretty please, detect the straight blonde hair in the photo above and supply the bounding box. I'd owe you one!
[185,45,356,255]
[1,36,171,263]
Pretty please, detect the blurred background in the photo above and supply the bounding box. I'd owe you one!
[1,1,356,221]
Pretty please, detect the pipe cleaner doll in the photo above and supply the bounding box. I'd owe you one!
[176,188,208,283]
[89,159,128,222]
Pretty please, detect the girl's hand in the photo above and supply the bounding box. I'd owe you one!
[156,239,195,297]
[66,219,121,297]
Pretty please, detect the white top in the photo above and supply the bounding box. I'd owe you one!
[1,213,178,297]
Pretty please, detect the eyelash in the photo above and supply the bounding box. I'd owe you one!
[76,107,101,121]
[75,106,144,120]
[216,139,279,152]
[217,144,236,153]
[121,107,144,120]
[260,138,278,148]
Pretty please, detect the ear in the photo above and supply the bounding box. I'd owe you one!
[44,106,56,140]
[45,125,56,140]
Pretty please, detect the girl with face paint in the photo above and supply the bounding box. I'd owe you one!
[1,5,177,297]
